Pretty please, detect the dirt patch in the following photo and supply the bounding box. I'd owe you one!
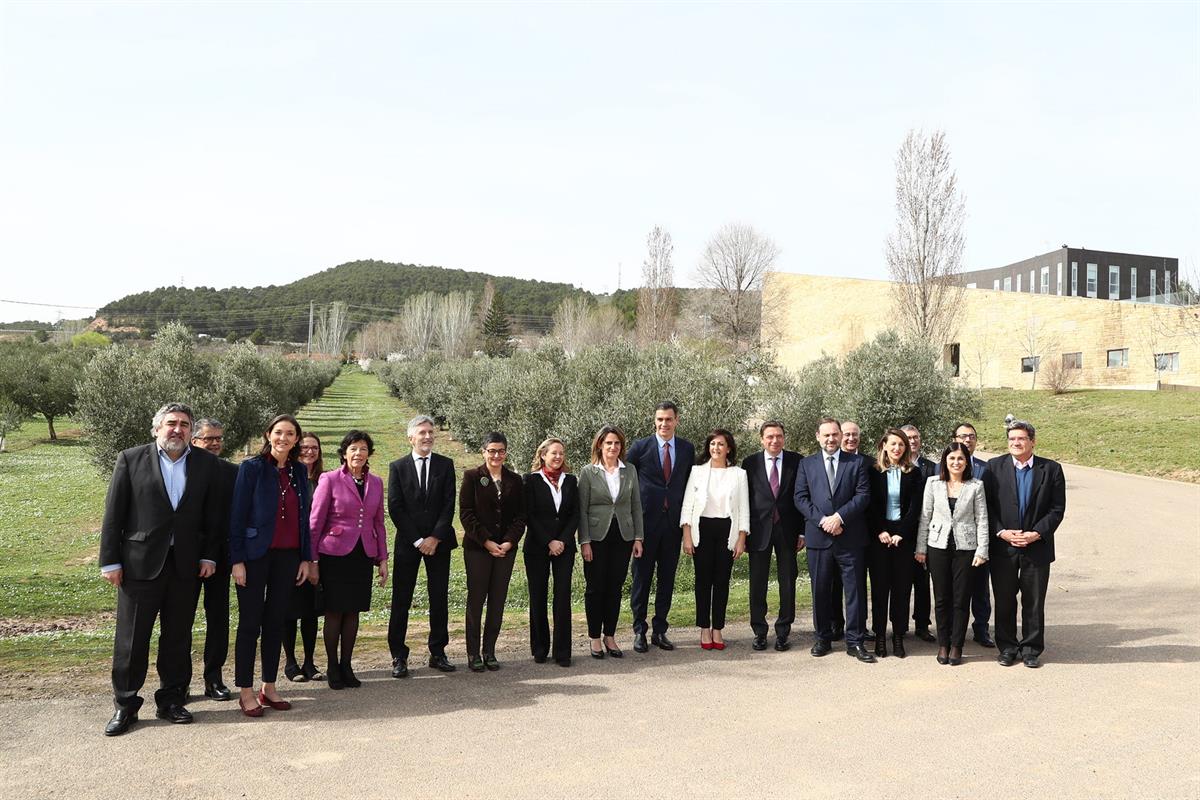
[0,613,112,638]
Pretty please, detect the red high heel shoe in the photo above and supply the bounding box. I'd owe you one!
[258,689,292,711]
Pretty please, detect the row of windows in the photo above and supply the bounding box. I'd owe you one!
[1018,350,1180,372]
[987,263,1174,302]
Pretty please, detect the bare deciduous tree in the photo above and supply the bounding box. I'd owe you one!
[552,297,627,356]
[436,291,476,358]
[637,226,676,344]
[313,301,350,357]
[401,292,438,357]
[886,129,967,345]
[694,223,779,351]
[1019,316,1057,390]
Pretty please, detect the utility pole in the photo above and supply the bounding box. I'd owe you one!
[617,261,622,291]
[307,301,314,355]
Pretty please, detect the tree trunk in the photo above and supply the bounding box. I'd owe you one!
[46,416,57,441]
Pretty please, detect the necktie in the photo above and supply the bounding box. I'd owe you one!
[769,456,781,523]
[662,442,672,510]
[826,455,836,493]
[419,457,428,494]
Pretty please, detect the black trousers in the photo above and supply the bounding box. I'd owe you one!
[991,550,1051,657]
[234,548,299,688]
[463,547,516,658]
[970,560,992,637]
[388,545,452,660]
[912,559,932,630]
[524,548,575,661]
[195,559,231,684]
[748,527,798,640]
[693,518,734,629]
[869,539,915,635]
[807,545,867,646]
[927,542,974,648]
[584,526,634,639]
[111,553,198,711]
[630,521,682,636]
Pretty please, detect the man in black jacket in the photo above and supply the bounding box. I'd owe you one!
[902,424,939,643]
[387,415,458,676]
[99,403,220,736]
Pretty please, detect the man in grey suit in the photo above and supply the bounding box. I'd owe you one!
[954,422,995,648]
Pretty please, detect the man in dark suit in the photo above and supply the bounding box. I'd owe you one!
[794,417,875,663]
[835,419,873,642]
[902,424,939,643]
[983,420,1066,668]
[953,422,995,648]
[626,401,694,652]
[189,418,239,701]
[387,415,458,676]
[743,421,803,652]
[99,402,220,736]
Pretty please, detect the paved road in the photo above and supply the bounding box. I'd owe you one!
[2,462,1197,799]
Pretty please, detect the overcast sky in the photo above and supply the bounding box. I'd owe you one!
[1,1,1196,323]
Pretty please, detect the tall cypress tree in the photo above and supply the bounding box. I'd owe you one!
[481,292,514,357]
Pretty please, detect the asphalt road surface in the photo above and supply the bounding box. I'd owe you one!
[3,461,1197,799]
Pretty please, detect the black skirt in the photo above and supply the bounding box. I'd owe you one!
[319,539,374,613]
[287,580,324,619]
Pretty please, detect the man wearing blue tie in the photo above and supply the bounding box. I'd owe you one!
[793,418,875,663]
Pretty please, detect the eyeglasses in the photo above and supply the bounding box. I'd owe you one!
[195,435,224,443]
[485,449,507,456]
[299,446,319,452]
[955,433,977,440]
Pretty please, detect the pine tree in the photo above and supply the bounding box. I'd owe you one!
[482,292,514,357]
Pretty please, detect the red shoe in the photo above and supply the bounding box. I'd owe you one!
[711,641,726,651]
[700,640,714,650]
[258,689,292,711]
[238,696,264,718]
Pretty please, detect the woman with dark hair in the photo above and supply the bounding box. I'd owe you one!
[523,437,578,667]
[309,430,388,689]
[459,432,525,672]
[229,413,313,716]
[679,429,749,650]
[867,428,924,658]
[917,442,988,665]
[577,425,644,659]
[284,433,325,683]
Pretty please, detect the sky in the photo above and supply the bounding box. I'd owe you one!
[1,1,1196,324]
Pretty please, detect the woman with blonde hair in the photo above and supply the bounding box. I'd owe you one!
[523,437,579,667]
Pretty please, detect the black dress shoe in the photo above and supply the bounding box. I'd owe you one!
[483,654,501,671]
[1023,654,1042,669]
[429,654,456,672]
[949,646,963,666]
[973,632,996,648]
[604,644,623,658]
[892,633,906,659]
[340,663,362,688]
[104,708,138,736]
[998,651,1018,667]
[810,639,832,657]
[204,681,232,701]
[556,657,572,667]
[301,662,324,681]
[874,634,888,659]
[936,648,950,665]
[284,661,304,682]
[533,654,548,664]
[752,635,768,651]
[467,656,486,672]
[633,632,649,653]
[391,657,409,679]
[846,644,877,663]
[830,626,845,642]
[774,637,791,652]
[590,647,605,659]
[651,632,675,651]
[914,628,937,643]
[155,704,194,724]
[327,663,345,689]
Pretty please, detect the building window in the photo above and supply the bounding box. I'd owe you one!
[944,343,960,377]
[1063,352,1083,370]
[1109,265,1120,299]
[1017,274,1023,292]
[966,282,976,289]
[1155,352,1180,373]
[1107,348,1129,368]
[1165,270,1173,299]
[1071,262,1078,296]
[1004,276,1012,291]
[1041,266,1050,294]
[1151,269,1158,303]
[993,279,1000,290]
[1029,270,1035,292]
[1021,356,1040,373]
[1130,267,1138,301]
[1057,262,1063,295]
[1087,264,1098,297]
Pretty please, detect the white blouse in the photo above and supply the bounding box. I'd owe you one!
[701,466,737,518]
[603,461,624,502]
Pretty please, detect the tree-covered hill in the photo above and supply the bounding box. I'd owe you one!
[96,259,593,341]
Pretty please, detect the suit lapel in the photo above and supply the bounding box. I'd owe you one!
[148,444,176,510]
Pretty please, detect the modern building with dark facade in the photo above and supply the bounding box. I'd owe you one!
[960,247,1180,303]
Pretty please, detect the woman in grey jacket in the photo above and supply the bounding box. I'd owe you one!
[916,442,988,666]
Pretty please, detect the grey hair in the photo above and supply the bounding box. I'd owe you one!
[900,424,920,434]
[151,402,194,435]
[194,417,224,432]
[406,415,436,436]
[1008,420,1036,440]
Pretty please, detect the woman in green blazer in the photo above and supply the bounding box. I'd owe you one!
[577,425,644,659]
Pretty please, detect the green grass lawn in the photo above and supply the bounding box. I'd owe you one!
[978,389,1200,482]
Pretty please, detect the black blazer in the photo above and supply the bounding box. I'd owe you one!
[212,458,239,565]
[459,465,526,552]
[626,435,695,540]
[99,443,221,581]
[522,472,579,555]
[867,464,925,551]
[741,450,802,552]
[983,454,1066,565]
[388,452,458,559]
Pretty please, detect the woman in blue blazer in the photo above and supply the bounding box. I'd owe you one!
[229,413,313,717]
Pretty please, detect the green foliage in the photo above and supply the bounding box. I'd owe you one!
[75,323,340,472]
[0,395,26,447]
[70,331,110,348]
[248,328,267,345]
[0,341,93,440]
[481,293,514,358]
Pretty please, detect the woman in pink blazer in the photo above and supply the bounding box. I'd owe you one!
[309,430,388,689]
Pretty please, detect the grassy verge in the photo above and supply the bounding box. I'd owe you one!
[978,389,1200,482]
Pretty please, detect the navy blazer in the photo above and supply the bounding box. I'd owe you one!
[983,454,1066,566]
[741,450,803,552]
[626,435,694,541]
[229,455,312,565]
[793,450,871,550]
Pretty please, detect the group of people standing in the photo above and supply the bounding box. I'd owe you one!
[98,400,1065,737]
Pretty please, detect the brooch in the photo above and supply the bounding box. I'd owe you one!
[479,476,490,487]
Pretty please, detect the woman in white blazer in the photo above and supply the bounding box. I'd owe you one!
[916,442,989,666]
[680,429,749,651]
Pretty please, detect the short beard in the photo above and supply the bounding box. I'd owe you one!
[160,437,186,455]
